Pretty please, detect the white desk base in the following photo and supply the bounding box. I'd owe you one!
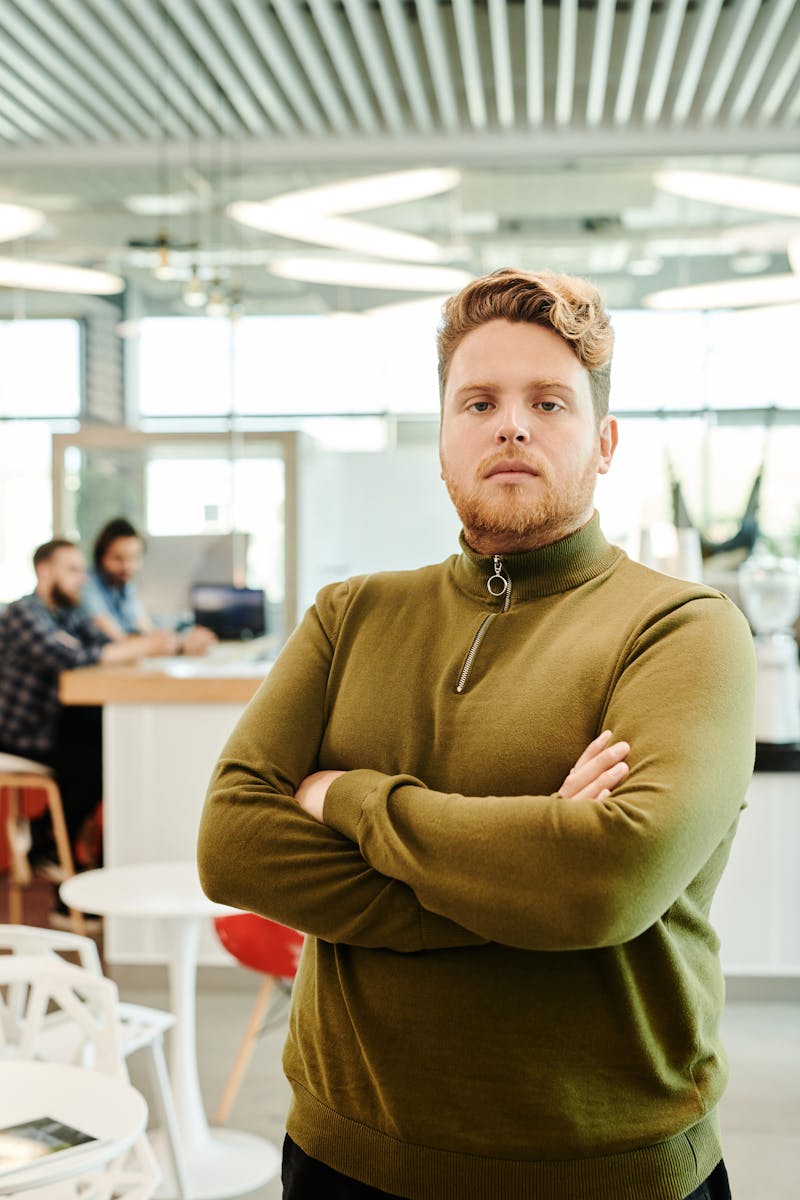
[102,702,248,966]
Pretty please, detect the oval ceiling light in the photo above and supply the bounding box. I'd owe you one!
[0,203,46,243]
[270,258,473,292]
[644,274,800,310]
[653,171,800,218]
[0,258,125,294]
[230,203,446,262]
[229,168,461,262]
[271,168,461,215]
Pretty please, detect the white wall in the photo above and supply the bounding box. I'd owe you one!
[298,429,461,614]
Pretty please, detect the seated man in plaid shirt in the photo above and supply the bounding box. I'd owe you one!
[0,539,177,878]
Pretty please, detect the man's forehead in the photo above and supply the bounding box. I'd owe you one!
[450,320,583,371]
[445,321,589,402]
[55,548,84,567]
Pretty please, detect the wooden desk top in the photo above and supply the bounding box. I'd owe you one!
[60,657,269,705]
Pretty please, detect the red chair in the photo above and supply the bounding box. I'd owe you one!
[212,912,304,1124]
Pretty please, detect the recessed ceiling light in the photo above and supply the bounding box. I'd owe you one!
[124,193,200,216]
[270,258,473,292]
[644,274,800,310]
[0,203,46,243]
[653,171,800,218]
[0,258,125,294]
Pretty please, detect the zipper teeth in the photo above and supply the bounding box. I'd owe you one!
[456,613,496,693]
[456,558,512,694]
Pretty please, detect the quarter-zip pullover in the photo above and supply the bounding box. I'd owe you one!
[198,513,755,1200]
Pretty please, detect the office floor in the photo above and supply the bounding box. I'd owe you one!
[4,879,799,1199]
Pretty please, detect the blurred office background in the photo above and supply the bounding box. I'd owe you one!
[0,0,798,621]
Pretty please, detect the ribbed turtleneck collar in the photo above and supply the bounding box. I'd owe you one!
[452,511,621,603]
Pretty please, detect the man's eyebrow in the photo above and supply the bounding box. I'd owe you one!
[528,377,577,395]
[454,377,577,397]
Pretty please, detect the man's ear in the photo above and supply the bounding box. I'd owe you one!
[597,415,618,476]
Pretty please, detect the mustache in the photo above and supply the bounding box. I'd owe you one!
[478,449,545,478]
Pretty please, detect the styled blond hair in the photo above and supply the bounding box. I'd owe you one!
[437,268,614,420]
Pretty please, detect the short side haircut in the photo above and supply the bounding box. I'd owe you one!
[33,539,77,568]
[93,517,142,568]
[437,268,614,421]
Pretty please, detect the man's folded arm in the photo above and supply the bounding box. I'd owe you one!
[322,596,756,952]
[197,586,487,953]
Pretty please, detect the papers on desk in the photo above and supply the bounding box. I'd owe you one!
[0,1117,100,1178]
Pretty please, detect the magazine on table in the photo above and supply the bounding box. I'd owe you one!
[0,1116,103,1177]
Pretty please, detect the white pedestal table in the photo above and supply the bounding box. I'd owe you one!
[60,862,280,1199]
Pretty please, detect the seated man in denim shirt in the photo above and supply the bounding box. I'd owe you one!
[84,517,216,656]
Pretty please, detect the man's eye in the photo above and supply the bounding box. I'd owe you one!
[537,401,562,412]
[469,401,493,413]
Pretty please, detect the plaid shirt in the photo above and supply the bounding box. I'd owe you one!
[0,593,108,763]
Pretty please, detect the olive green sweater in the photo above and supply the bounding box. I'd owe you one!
[198,514,755,1200]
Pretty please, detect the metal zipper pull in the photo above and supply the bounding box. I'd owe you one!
[487,555,508,598]
[456,557,513,693]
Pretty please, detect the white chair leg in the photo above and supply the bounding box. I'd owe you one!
[143,1034,191,1200]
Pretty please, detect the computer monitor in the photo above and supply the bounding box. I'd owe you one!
[190,584,267,642]
[136,533,249,622]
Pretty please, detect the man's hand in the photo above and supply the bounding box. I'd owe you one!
[295,769,346,822]
[559,730,630,801]
[181,625,218,656]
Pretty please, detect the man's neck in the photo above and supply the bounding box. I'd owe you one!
[34,584,55,608]
[463,512,593,557]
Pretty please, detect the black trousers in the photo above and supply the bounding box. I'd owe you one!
[22,705,103,859]
[281,1135,732,1200]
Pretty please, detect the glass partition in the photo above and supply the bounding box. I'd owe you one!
[52,428,298,643]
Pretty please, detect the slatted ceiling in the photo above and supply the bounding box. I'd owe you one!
[0,1,796,151]
[379,0,435,131]
[321,0,388,133]
[525,0,545,125]
[731,0,795,123]
[761,28,800,121]
[487,0,514,127]
[453,0,486,129]
[411,0,457,129]
[346,0,407,132]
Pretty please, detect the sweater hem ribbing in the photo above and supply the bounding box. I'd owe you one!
[285,1084,722,1200]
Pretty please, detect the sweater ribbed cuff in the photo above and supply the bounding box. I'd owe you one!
[324,768,388,842]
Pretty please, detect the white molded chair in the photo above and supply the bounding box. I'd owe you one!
[0,752,84,933]
[0,925,189,1199]
[0,953,159,1200]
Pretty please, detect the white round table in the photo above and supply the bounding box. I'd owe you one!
[0,1061,147,1193]
[60,862,280,1199]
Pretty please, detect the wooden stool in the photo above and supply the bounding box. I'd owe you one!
[0,752,85,934]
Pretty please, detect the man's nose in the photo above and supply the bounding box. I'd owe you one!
[494,404,531,444]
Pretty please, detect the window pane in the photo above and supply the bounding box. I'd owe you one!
[0,423,54,601]
[137,309,442,418]
[0,320,81,417]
